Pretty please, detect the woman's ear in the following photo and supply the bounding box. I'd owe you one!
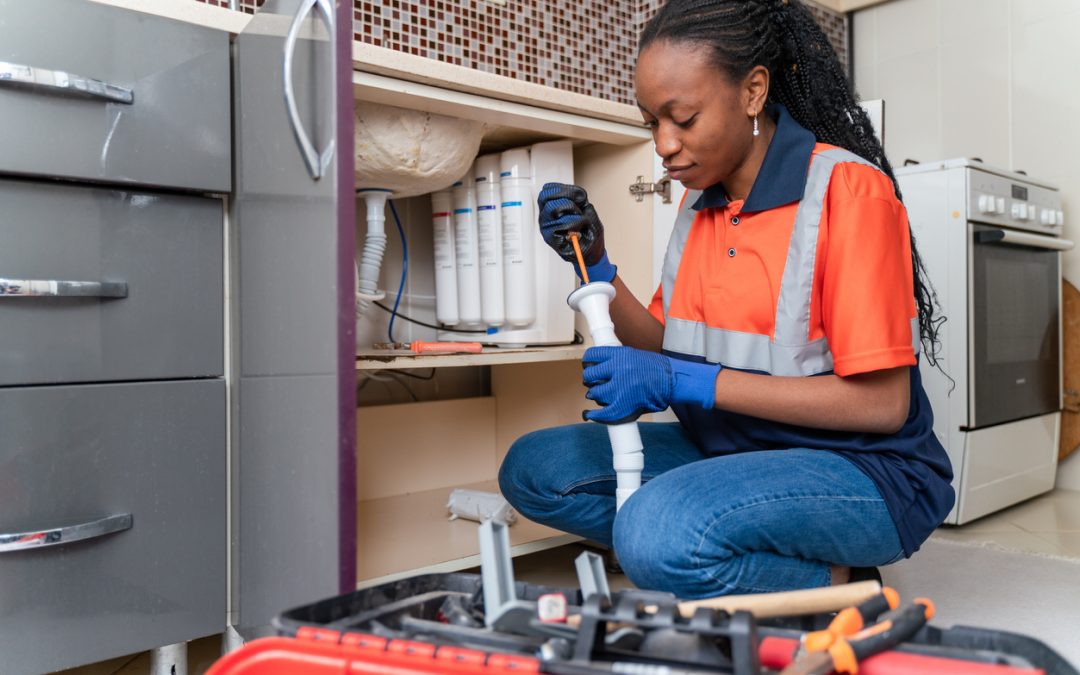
[744,65,770,116]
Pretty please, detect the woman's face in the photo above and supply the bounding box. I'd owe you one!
[635,40,755,191]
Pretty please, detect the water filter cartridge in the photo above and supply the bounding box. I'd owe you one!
[452,180,482,326]
[500,176,537,327]
[431,190,459,327]
[474,154,505,327]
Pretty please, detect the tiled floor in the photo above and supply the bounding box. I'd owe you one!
[60,488,1080,674]
[929,487,1080,556]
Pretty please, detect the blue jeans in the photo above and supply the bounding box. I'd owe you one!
[498,422,904,598]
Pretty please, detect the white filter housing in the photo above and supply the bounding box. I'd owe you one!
[430,190,459,327]
[500,175,537,327]
[452,181,482,327]
[475,154,505,327]
[440,140,576,346]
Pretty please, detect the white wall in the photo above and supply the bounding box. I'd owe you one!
[853,0,1080,282]
[853,0,1080,485]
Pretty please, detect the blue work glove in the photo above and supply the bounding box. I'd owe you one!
[537,183,617,282]
[581,346,722,424]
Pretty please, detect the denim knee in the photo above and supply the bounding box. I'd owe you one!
[612,487,703,594]
[498,429,551,517]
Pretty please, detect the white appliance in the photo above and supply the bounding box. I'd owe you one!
[897,158,1071,524]
[438,140,576,347]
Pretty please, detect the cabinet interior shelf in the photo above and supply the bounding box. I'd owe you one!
[356,344,585,370]
[357,479,580,588]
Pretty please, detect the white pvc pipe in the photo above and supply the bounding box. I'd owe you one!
[567,282,645,511]
[356,189,391,320]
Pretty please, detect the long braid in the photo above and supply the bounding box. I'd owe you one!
[640,0,943,364]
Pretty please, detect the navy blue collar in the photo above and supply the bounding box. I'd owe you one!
[692,103,816,212]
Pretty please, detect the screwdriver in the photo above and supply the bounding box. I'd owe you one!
[568,232,590,283]
[372,341,484,354]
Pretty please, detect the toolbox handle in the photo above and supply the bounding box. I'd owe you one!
[0,514,133,553]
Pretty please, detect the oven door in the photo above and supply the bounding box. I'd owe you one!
[970,224,1069,428]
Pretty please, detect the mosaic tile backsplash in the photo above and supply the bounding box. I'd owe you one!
[197,0,847,106]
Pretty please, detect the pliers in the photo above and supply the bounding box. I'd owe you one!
[781,588,935,675]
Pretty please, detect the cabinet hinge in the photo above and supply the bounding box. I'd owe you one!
[628,173,672,204]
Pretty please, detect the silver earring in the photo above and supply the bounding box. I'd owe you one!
[753,114,760,137]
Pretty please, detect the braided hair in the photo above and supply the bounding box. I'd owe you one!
[640,0,942,363]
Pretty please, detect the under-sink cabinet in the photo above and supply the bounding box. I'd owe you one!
[232,0,672,632]
[0,3,673,667]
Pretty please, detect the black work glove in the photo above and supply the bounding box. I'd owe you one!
[537,183,616,282]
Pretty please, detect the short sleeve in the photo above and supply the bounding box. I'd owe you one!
[821,163,917,377]
[647,282,665,325]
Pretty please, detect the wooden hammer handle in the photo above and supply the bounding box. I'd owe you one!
[566,580,881,628]
[671,580,882,619]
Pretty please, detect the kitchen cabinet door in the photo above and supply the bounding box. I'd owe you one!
[231,0,356,631]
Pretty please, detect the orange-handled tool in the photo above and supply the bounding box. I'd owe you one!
[801,586,900,653]
[409,340,483,354]
[783,596,935,675]
[568,232,589,284]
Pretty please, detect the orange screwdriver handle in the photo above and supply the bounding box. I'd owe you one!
[410,340,483,354]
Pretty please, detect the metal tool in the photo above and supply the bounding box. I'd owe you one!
[797,587,900,656]
[781,597,935,675]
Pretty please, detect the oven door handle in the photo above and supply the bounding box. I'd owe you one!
[975,229,1074,251]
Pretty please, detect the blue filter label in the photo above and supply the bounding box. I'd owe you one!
[453,208,471,214]
[502,201,523,207]
[478,205,496,211]
[500,171,512,177]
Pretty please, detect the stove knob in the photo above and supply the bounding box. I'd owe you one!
[978,194,994,213]
[996,197,1006,214]
[1011,203,1024,219]
[1059,210,1066,226]
[1041,209,1052,225]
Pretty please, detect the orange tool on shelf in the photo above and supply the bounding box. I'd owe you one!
[409,340,483,354]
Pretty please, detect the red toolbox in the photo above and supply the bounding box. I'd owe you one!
[207,572,1077,675]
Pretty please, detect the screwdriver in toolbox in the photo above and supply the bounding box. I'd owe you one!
[781,596,935,675]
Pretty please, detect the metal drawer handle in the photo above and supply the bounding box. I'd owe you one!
[0,278,128,298]
[0,61,133,105]
[282,0,336,180]
[0,514,133,553]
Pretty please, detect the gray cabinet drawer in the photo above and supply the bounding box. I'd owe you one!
[0,178,223,386]
[0,380,225,675]
[0,0,230,192]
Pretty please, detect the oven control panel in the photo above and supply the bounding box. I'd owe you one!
[968,169,1064,235]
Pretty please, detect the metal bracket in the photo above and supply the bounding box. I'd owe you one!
[478,519,536,634]
[574,551,610,602]
[628,173,672,204]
